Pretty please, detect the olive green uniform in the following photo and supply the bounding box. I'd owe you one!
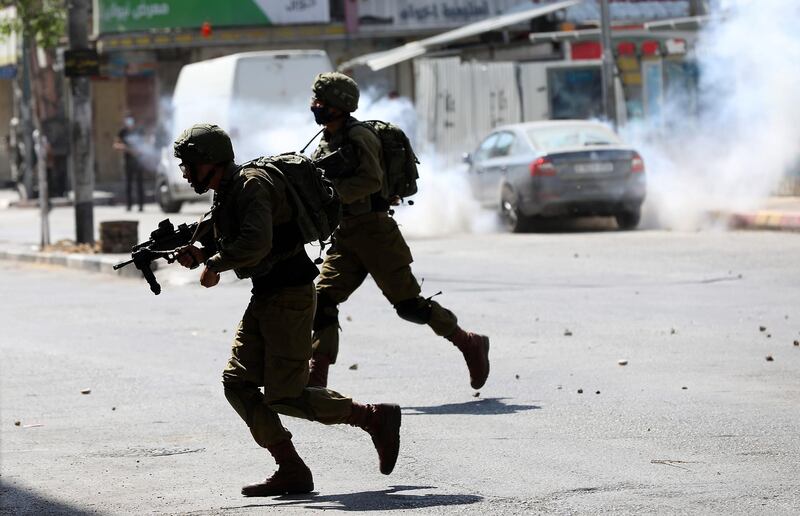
[204,162,353,447]
[311,117,458,363]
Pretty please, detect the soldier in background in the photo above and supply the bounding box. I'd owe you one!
[307,72,491,391]
[172,124,401,497]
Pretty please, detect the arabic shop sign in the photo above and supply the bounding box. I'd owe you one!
[357,0,524,28]
[94,0,330,34]
[399,1,493,25]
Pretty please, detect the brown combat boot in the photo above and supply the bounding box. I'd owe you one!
[241,440,314,497]
[448,327,490,389]
[307,353,331,388]
[347,403,401,475]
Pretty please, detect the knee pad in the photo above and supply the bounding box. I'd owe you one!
[314,291,339,331]
[394,297,433,325]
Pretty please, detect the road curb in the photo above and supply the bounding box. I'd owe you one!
[729,211,800,232]
[0,247,156,278]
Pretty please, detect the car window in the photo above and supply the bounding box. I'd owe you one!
[580,127,621,146]
[491,132,515,158]
[513,134,533,154]
[526,125,621,151]
[474,133,499,161]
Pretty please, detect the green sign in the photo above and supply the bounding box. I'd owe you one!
[95,0,330,34]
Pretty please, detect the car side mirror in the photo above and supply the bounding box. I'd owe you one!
[462,152,472,165]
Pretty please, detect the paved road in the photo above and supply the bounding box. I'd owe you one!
[2,228,800,515]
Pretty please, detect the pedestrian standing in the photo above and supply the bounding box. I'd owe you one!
[113,112,145,211]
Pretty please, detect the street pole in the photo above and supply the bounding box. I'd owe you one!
[66,0,94,244]
[599,0,617,128]
[24,36,51,247]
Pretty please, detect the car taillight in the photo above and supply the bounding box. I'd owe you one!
[631,152,645,173]
[530,157,557,176]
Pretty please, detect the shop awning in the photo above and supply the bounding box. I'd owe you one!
[339,0,583,71]
[528,15,713,44]
[644,15,712,31]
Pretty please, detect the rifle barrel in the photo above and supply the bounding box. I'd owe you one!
[113,259,134,270]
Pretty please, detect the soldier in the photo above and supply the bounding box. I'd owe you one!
[173,124,400,496]
[307,73,491,390]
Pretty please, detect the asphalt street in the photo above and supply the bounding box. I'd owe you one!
[2,227,800,515]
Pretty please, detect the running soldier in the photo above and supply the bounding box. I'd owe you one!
[307,73,491,390]
[173,124,400,496]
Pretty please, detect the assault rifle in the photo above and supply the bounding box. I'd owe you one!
[113,218,212,295]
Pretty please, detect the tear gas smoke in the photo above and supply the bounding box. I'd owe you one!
[159,87,497,238]
[355,91,499,238]
[621,0,800,230]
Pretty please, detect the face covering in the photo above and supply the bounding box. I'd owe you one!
[311,105,339,125]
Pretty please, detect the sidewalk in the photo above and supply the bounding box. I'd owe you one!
[0,189,210,279]
[0,190,798,279]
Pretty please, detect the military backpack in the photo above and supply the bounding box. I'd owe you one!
[347,120,420,201]
[240,153,341,249]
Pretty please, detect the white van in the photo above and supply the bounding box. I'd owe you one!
[156,50,333,212]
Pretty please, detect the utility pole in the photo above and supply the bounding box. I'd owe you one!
[24,35,51,247]
[599,0,616,128]
[66,0,94,244]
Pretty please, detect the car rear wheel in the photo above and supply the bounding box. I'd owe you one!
[615,208,641,230]
[500,188,528,233]
[157,179,183,213]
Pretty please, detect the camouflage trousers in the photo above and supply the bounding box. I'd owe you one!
[222,283,354,447]
[313,213,458,363]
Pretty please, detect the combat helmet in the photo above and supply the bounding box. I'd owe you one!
[312,72,359,113]
[173,124,234,164]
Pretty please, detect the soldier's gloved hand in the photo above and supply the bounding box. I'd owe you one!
[200,266,220,288]
[176,245,204,269]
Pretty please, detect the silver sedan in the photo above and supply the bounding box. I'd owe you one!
[465,120,646,232]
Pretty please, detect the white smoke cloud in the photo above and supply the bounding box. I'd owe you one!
[393,153,500,238]
[621,0,800,230]
[355,92,500,237]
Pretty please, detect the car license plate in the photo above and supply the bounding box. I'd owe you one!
[574,162,614,174]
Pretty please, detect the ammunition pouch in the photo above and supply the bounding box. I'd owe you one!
[394,297,433,325]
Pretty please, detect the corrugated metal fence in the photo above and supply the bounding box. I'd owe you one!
[414,57,612,162]
[414,57,523,162]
